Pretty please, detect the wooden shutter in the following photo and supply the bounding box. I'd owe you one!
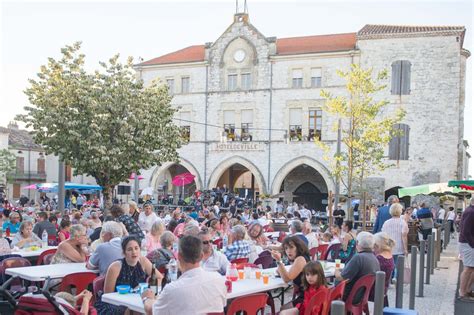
[13,183,21,198]
[16,157,24,173]
[401,61,411,95]
[391,61,402,95]
[388,124,401,160]
[399,124,410,160]
[37,158,45,174]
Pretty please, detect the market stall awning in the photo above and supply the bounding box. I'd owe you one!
[36,182,102,193]
[398,182,470,198]
[448,180,474,191]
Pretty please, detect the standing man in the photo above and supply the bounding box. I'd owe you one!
[138,202,161,233]
[373,195,399,233]
[437,205,446,224]
[458,198,474,301]
[333,205,346,228]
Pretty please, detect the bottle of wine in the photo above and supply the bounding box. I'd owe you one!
[148,263,158,295]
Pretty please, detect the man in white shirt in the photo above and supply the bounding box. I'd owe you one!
[437,205,446,224]
[299,204,312,221]
[138,203,161,233]
[142,235,226,315]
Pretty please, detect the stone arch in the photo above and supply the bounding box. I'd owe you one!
[149,158,203,191]
[271,156,335,195]
[219,36,258,66]
[208,156,267,194]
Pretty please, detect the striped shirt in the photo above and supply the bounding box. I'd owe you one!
[382,217,409,255]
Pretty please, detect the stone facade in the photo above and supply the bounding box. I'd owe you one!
[133,14,470,207]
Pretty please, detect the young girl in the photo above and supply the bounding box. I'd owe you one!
[280,261,329,315]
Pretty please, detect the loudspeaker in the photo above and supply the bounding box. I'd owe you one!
[117,185,131,195]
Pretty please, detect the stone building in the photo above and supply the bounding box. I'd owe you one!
[132,12,470,209]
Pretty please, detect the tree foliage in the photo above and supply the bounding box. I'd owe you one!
[0,149,16,184]
[17,42,183,206]
[318,64,405,216]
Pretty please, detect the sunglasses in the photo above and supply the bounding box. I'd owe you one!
[202,240,212,245]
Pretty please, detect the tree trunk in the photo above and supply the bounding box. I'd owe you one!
[102,184,114,211]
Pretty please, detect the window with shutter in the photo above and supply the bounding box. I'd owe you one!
[388,123,409,160]
[391,60,411,95]
[16,157,24,173]
[180,112,191,142]
[311,68,322,88]
[241,110,253,141]
[166,79,174,95]
[37,158,45,174]
[181,77,190,93]
[289,108,302,141]
[228,74,238,91]
[292,69,303,88]
[224,110,235,141]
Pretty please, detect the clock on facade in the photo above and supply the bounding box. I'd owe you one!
[233,49,246,63]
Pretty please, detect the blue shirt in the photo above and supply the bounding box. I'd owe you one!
[373,205,391,234]
[2,221,20,234]
[224,240,251,261]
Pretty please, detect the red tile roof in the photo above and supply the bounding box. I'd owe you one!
[276,33,356,55]
[138,32,357,66]
[139,45,206,66]
[358,24,465,36]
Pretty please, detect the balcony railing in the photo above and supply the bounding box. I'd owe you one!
[9,171,47,180]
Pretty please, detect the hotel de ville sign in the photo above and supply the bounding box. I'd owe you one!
[210,142,265,152]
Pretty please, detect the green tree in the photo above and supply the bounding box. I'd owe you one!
[18,42,183,208]
[318,64,405,218]
[0,149,16,185]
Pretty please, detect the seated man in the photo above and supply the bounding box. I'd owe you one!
[290,220,309,246]
[142,235,226,315]
[199,230,229,275]
[224,225,250,261]
[335,231,380,303]
[86,221,123,276]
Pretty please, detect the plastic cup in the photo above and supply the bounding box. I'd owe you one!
[244,266,252,279]
[238,269,245,280]
[255,269,262,280]
[335,259,341,269]
[262,274,269,285]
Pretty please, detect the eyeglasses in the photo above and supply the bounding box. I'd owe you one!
[202,240,212,245]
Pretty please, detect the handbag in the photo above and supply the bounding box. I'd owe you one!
[403,259,411,284]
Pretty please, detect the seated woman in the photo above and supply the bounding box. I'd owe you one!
[51,224,89,264]
[11,221,42,249]
[339,220,357,262]
[146,231,175,269]
[144,221,165,254]
[247,222,269,246]
[373,232,395,306]
[58,219,71,242]
[329,224,342,244]
[271,236,310,310]
[96,236,163,315]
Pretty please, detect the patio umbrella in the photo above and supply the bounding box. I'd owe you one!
[22,184,38,190]
[140,187,154,196]
[129,173,144,180]
[448,180,474,191]
[172,173,195,200]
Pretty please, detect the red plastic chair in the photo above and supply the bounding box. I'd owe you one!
[310,247,319,260]
[320,243,341,261]
[92,275,105,303]
[345,274,375,315]
[317,244,329,260]
[59,272,98,294]
[263,225,274,232]
[304,287,329,315]
[213,239,223,249]
[42,253,55,265]
[226,293,268,315]
[0,257,31,291]
[323,280,347,315]
[36,248,57,265]
[254,255,274,269]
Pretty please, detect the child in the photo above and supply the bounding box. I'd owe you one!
[55,290,92,315]
[280,261,329,315]
[321,231,333,243]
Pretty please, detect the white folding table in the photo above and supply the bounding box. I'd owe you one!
[5,263,97,282]
[102,263,340,314]
[12,246,57,259]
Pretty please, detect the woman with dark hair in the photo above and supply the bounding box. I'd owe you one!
[95,236,163,314]
[110,205,144,241]
[271,236,310,310]
[339,220,357,262]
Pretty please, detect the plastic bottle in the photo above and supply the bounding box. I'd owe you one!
[42,230,48,248]
[168,258,178,281]
[226,263,238,282]
[223,234,228,249]
[172,241,178,253]
[141,238,148,257]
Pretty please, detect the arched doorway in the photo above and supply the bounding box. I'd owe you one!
[385,186,410,208]
[293,182,324,211]
[215,163,261,202]
[149,160,202,204]
[277,164,329,211]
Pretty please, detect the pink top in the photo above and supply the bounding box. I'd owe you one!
[145,233,162,253]
[59,230,70,240]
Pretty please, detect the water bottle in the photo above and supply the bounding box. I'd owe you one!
[223,234,228,250]
[172,241,178,253]
[168,258,178,281]
[42,230,48,248]
[141,238,147,257]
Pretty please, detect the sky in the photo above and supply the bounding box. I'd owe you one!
[1,0,473,175]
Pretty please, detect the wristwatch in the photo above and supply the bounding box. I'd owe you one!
[142,297,150,303]
[277,260,284,265]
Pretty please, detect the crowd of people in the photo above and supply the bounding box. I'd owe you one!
[0,190,472,314]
